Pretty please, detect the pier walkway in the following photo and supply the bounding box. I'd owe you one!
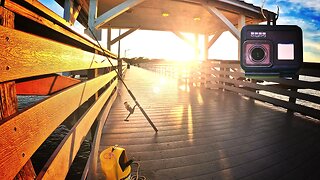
[98,66,320,180]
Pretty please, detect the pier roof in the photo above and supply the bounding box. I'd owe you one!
[55,0,276,34]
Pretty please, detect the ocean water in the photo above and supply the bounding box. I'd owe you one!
[17,96,90,179]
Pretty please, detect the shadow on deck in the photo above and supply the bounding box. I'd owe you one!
[98,66,320,180]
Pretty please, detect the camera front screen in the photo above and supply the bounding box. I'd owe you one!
[278,44,294,60]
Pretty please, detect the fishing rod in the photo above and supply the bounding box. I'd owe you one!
[88,28,158,132]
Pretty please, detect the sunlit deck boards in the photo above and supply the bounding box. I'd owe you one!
[98,66,320,179]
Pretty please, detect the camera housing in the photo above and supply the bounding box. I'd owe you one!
[240,25,303,76]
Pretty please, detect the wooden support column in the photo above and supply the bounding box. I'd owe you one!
[173,31,201,60]
[117,29,123,77]
[64,0,81,25]
[194,33,199,61]
[238,15,246,60]
[287,75,299,114]
[107,27,112,51]
[0,7,36,180]
[204,34,209,60]
[87,0,101,40]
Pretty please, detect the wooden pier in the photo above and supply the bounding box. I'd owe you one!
[98,66,320,179]
[0,0,319,179]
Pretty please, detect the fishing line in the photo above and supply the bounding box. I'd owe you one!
[88,28,158,132]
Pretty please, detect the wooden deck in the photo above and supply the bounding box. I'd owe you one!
[98,66,320,180]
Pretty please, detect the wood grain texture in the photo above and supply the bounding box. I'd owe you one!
[4,0,116,57]
[36,80,117,180]
[0,81,17,121]
[0,6,14,28]
[0,26,118,82]
[0,71,117,179]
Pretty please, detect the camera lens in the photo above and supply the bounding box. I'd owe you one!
[250,47,266,62]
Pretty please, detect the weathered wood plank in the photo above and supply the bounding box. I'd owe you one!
[36,80,117,180]
[0,82,17,121]
[0,26,117,82]
[0,6,14,28]
[0,71,116,179]
[100,67,320,179]
[4,0,116,57]
[0,5,37,179]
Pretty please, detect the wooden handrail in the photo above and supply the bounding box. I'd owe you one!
[3,0,116,58]
[0,71,117,179]
[36,80,117,179]
[0,26,117,82]
[0,1,123,179]
[141,60,320,120]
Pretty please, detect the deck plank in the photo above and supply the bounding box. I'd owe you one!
[98,67,320,180]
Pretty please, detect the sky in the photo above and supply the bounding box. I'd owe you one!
[40,0,319,62]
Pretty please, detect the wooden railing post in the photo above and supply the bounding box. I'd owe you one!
[287,74,299,114]
[219,62,225,90]
[0,6,36,180]
[87,67,99,141]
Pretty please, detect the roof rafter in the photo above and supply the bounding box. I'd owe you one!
[94,0,146,29]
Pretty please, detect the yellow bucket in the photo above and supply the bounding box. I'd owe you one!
[100,145,132,180]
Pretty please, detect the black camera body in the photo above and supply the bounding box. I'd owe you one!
[240,25,303,77]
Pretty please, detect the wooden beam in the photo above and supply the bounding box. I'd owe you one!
[207,31,223,49]
[94,0,146,29]
[36,80,117,180]
[0,26,117,82]
[110,27,139,45]
[16,74,81,95]
[173,31,194,47]
[203,4,240,39]
[0,71,117,179]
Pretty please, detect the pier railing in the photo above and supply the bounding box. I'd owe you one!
[0,2,125,179]
[140,60,320,121]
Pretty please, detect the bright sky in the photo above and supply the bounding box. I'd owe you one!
[40,0,319,62]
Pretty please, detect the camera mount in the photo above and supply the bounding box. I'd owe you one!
[261,0,279,26]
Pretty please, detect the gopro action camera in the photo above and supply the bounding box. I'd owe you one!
[240,25,303,77]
